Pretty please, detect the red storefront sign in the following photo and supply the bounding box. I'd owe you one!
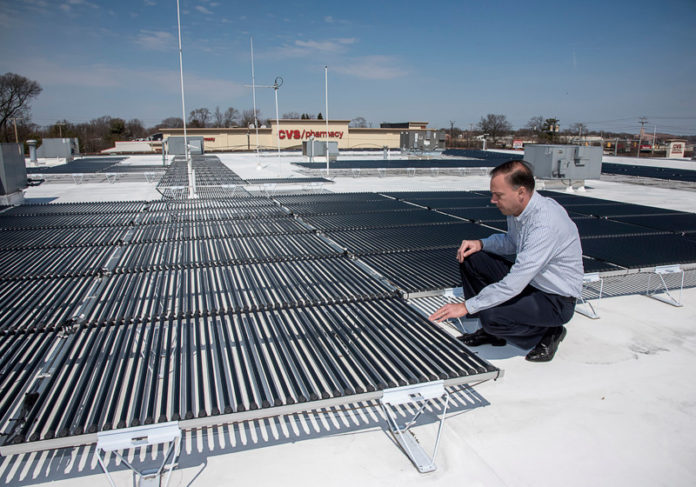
[278,129,344,140]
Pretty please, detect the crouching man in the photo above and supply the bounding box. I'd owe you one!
[429,160,583,362]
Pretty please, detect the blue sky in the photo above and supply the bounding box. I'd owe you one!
[1,0,695,134]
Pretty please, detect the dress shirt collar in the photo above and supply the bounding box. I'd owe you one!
[513,190,539,224]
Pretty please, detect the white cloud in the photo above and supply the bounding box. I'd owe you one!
[144,0,157,6]
[135,30,175,51]
[14,58,247,98]
[195,5,213,15]
[324,16,334,23]
[334,56,408,80]
[275,38,358,58]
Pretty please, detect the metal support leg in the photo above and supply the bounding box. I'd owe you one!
[576,273,603,319]
[95,422,181,487]
[380,381,449,473]
[646,265,684,307]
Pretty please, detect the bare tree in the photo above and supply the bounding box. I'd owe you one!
[477,114,512,143]
[188,107,211,128]
[159,117,183,128]
[568,122,587,136]
[282,112,301,119]
[525,115,545,136]
[213,106,224,127]
[240,109,262,128]
[349,117,367,128]
[126,119,147,139]
[223,107,240,127]
[0,72,42,141]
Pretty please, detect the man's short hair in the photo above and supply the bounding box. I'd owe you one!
[490,160,535,192]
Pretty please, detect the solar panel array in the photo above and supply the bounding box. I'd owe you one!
[293,159,502,170]
[601,163,696,183]
[0,194,499,452]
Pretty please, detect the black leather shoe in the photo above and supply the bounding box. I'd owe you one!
[526,327,567,362]
[458,328,507,347]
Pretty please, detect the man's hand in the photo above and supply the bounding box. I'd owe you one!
[429,302,469,322]
[456,239,482,263]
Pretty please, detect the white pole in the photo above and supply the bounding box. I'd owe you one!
[652,125,657,156]
[324,65,329,175]
[274,84,280,172]
[176,0,193,198]
[250,37,260,169]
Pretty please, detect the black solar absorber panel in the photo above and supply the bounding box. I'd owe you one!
[25,158,124,174]
[327,222,496,255]
[610,213,696,234]
[0,276,94,333]
[383,191,490,201]
[537,191,618,206]
[139,206,288,224]
[0,247,114,280]
[360,248,461,293]
[582,257,622,273]
[0,299,498,447]
[85,257,395,324]
[581,234,696,268]
[0,226,128,250]
[127,219,312,243]
[114,234,341,271]
[571,217,667,238]
[105,165,167,173]
[440,207,506,222]
[301,209,458,231]
[5,201,146,216]
[563,203,682,218]
[0,213,137,230]
[401,197,494,210]
[282,199,416,216]
[146,197,275,212]
[245,177,333,185]
[275,192,390,204]
[293,159,497,170]
[601,163,696,183]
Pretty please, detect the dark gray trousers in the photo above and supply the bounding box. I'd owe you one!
[460,251,576,349]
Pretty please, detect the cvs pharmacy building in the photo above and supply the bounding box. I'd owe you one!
[160,120,434,151]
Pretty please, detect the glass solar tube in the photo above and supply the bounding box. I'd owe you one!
[28,329,87,440]
[58,325,111,436]
[305,306,374,395]
[261,311,310,403]
[283,309,338,400]
[245,312,289,407]
[0,331,57,429]
[348,302,437,383]
[86,323,129,433]
[293,307,355,397]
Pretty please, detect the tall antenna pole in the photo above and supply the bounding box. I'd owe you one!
[176,0,193,198]
[324,65,329,175]
[250,37,260,169]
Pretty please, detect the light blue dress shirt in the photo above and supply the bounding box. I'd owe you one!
[465,191,584,315]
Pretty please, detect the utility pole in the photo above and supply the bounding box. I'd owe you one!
[55,122,66,138]
[637,116,647,158]
[652,125,657,156]
[449,120,455,146]
[9,117,22,143]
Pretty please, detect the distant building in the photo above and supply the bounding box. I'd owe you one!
[159,120,434,151]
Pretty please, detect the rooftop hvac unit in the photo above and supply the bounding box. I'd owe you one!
[303,139,338,162]
[524,144,602,180]
[0,143,28,195]
[400,130,446,152]
[165,136,204,155]
[35,138,80,160]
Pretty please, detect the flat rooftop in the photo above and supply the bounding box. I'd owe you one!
[2,151,696,486]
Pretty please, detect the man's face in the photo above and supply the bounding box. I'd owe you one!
[490,174,527,216]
